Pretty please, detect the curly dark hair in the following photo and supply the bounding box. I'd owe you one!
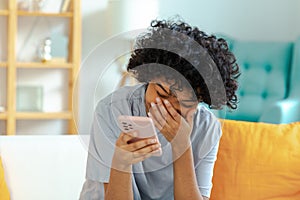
[127,18,240,110]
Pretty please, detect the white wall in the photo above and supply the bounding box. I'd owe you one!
[82,0,300,43]
[158,0,300,41]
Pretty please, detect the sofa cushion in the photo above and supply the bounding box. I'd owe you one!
[211,120,300,200]
[0,157,10,200]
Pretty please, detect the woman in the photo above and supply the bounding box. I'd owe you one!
[80,18,240,200]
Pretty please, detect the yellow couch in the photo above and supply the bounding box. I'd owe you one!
[211,120,300,200]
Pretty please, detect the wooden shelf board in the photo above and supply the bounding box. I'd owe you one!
[17,11,72,17]
[0,10,8,15]
[17,62,72,68]
[0,112,7,119]
[16,112,73,120]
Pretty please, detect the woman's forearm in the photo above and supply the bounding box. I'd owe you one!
[105,165,133,200]
[104,131,161,200]
[173,146,203,200]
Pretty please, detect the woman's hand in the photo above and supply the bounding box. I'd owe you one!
[112,132,161,172]
[148,97,194,156]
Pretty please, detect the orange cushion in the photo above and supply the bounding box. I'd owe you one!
[211,120,300,200]
[0,157,10,200]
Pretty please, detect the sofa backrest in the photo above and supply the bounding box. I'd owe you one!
[225,39,293,121]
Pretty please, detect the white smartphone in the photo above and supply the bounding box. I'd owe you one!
[117,115,157,138]
[117,115,162,156]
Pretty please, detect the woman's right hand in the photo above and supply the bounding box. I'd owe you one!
[111,132,161,172]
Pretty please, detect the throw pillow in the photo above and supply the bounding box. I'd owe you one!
[211,120,300,200]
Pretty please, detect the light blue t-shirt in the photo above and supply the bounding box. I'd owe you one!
[80,83,222,200]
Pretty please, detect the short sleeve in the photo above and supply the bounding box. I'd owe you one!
[192,106,222,198]
[195,141,220,198]
[79,180,104,200]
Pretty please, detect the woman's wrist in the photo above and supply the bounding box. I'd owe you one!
[111,157,133,173]
[171,137,192,159]
[111,147,133,173]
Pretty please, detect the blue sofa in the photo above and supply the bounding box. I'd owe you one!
[259,37,300,123]
[216,36,300,124]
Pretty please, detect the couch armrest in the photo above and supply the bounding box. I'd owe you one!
[259,99,300,124]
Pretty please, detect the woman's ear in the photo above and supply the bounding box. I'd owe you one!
[185,108,196,126]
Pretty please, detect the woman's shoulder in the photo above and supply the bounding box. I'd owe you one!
[94,83,147,117]
[194,104,220,126]
[191,104,222,152]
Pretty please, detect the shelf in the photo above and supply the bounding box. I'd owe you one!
[0,10,8,16]
[17,62,72,69]
[0,112,7,120]
[16,111,73,120]
[17,11,73,17]
[3,0,81,135]
[0,62,7,67]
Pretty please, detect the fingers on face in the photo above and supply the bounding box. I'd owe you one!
[148,97,185,134]
[149,102,165,126]
[155,97,169,118]
[148,97,171,128]
[149,112,163,131]
[163,99,181,121]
